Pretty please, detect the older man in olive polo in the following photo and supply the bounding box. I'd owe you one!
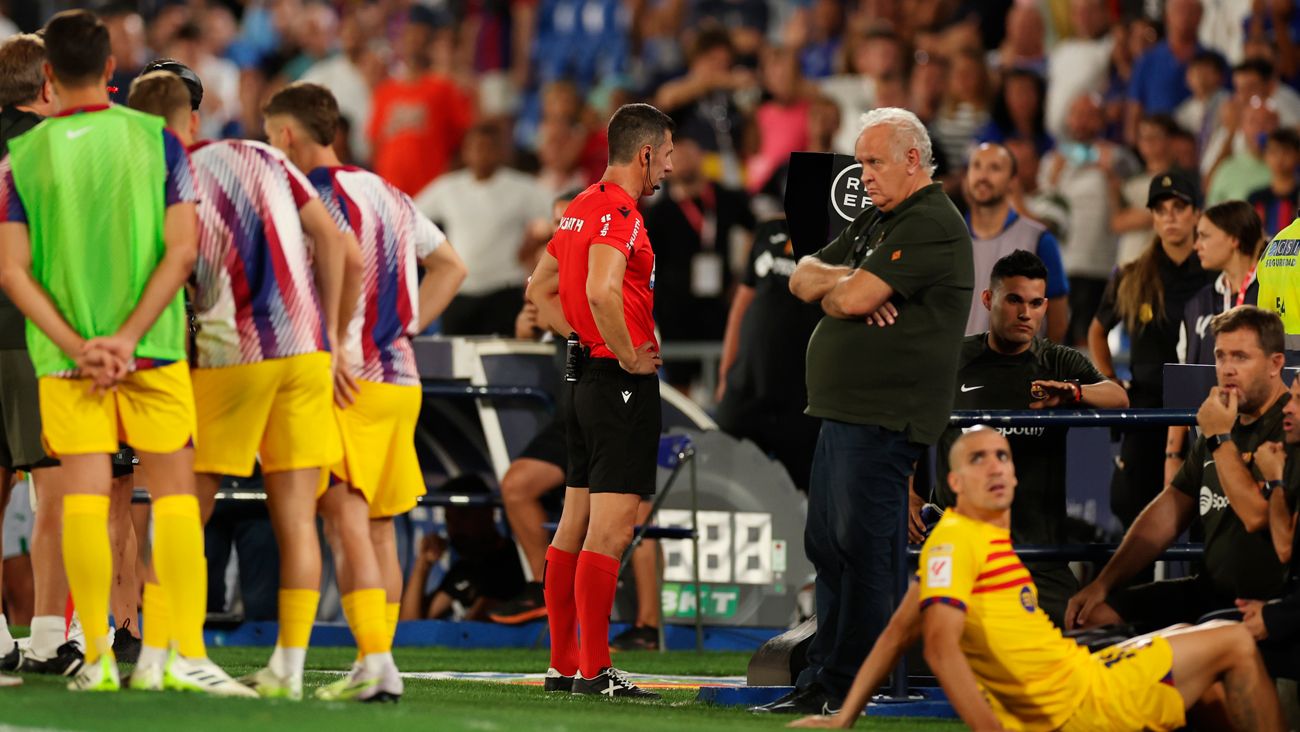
[766,107,974,714]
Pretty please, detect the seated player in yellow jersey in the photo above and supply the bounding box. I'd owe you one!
[790,427,1285,731]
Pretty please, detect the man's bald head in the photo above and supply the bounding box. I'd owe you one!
[948,425,1010,466]
[947,426,1017,515]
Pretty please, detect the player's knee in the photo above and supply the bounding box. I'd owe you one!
[499,470,530,504]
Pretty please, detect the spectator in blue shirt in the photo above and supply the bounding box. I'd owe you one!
[1126,0,1206,143]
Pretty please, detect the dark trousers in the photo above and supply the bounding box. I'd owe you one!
[440,287,525,336]
[795,420,922,701]
[205,497,280,620]
[1110,426,1165,530]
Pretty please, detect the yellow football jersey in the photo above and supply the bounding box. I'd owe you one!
[919,512,1094,731]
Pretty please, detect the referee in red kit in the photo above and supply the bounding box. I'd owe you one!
[525,103,673,698]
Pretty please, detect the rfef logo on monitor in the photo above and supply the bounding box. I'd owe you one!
[830,163,873,222]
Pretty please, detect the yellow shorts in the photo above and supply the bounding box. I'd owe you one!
[328,379,424,518]
[192,352,341,476]
[1060,636,1186,732]
[39,362,196,456]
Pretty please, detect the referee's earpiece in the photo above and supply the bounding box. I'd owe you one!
[644,149,660,192]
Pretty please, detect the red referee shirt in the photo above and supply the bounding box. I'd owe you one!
[546,182,657,360]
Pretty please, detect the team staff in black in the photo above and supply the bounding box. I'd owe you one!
[525,103,673,699]
[760,107,973,715]
[715,216,823,492]
[933,250,1128,626]
[1069,306,1294,632]
[1088,171,1212,529]
[1236,375,1298,681]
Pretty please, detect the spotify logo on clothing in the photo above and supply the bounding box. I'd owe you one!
[1199,486,1229,515]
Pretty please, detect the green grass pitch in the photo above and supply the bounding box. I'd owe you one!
[0,645,961,731]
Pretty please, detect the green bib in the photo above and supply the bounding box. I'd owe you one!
[7,106,187,376]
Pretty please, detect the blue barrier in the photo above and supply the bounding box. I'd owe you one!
[950,408,1197,427]
[205,619,781,652]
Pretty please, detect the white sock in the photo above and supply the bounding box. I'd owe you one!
[29,615,64,658]
[137,645,167,669]
[269,645,306,678]
[361,651,393,676]
[0,613,12,647]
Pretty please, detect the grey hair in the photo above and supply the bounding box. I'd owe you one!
[857,107,936,176]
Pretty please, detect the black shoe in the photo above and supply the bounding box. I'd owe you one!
[488,582,547,624]
[543,667,574,692]
[0,642,17,672]
[610,625,658,651]
[111,620,141,665]
[571,667,660,699]
[17,641,84,676]
[749,683,839,714]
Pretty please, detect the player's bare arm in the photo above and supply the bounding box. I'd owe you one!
[922,602,1006,731]
[0,221,103,376]
[415,240,467,334]
[789,582,924,729]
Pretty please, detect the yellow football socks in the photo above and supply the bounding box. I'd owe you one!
[345,589,390,656]
[152,495,207,658]
[386,602,400,644]
[278,589,320,651]
[63,494,111,665]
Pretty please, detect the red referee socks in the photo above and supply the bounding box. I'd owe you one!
[543,546,579,676]
[575,550,620,679]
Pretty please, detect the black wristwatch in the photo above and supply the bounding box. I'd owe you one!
[1205,433,1233,453]
[1262,479,1284,500]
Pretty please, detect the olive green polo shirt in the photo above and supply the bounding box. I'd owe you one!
[804,183,974,445]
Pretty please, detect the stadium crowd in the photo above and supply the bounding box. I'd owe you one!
[0,0,1298,728]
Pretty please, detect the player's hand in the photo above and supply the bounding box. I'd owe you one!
[1064,580,1110,629]
[332,356,359,409]
[515,302,541,339]
[1197,386,1238,437]
[619,341,662,375]
[420,533,448,564]
[908,490,927,544]
[787,714,850,728]
[1254,441,1286,482]
[714,374,727,403]
[1234,599,1269,640]
[865,301,898,327]
[79,336,134,391]
[1028,380,1079,409]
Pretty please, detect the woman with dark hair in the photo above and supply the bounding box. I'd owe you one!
[1183,201,1265,365]
[1088,171,1213,530]
[976,68,1054,157]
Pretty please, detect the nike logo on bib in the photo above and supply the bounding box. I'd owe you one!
[960,384,984,392]
[621,390,632,403]
[66,127,93,139]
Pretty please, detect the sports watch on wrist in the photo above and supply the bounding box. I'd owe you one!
[1205,433,1232,453]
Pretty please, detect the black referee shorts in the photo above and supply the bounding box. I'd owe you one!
[566,358,660,495]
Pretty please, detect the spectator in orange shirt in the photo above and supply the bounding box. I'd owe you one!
[369,5,474,195]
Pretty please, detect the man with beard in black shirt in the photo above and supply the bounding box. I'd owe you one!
[935,250,1128,625]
